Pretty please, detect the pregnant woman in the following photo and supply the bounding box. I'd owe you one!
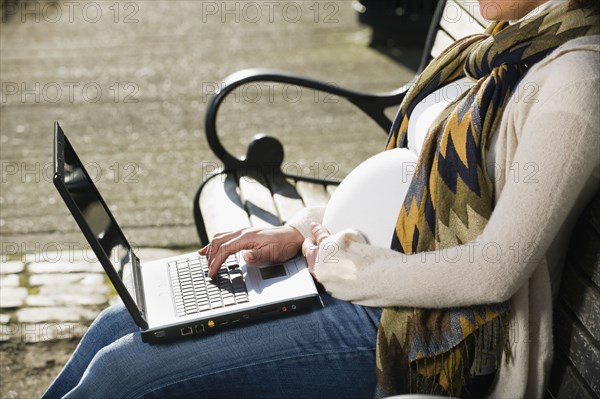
[44,0,599,398]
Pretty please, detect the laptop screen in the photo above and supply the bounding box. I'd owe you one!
[57,131,131,271]
[53,123,149,328]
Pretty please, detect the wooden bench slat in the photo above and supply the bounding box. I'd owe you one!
[295,181,331,207]
[430,0,490,62]
[430,29,455,60]
[267,174,306,225]
[454,0,490,28]
[441,1,487,39]
[199,174,250,239]
[237,171,281,228]
[247,214,276,229]
[561,262,600,342]
[547,352,596,399]
[554,304,600,395]
[326,184,338,197]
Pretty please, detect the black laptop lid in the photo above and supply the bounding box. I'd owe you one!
[53,122,147,328]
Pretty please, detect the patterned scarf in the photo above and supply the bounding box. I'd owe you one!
[376,2,600,396]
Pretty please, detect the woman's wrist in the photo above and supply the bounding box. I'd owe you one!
[281,225,305,248]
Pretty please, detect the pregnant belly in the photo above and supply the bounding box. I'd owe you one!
[322,148,418,248]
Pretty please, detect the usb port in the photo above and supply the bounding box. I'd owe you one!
[180,326,193,336]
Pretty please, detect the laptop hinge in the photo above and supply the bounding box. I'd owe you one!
[131,252,148,321]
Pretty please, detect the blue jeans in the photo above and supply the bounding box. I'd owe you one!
[43,293,382,399]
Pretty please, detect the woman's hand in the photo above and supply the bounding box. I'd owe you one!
[302,222,331,277]
[199,226,305,278]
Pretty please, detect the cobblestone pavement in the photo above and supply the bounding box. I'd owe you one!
[0,247,181,397]
[0,0,419,397]
[1,248,179,344]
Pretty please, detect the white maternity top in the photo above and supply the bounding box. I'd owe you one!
[323,77,500,247]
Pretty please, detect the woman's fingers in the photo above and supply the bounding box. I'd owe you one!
[310,222,330,244]
[302,223,332,278]
[199,231,235,259]
[201,230,246,278]
[207,233,252,278]
[302,237,318,276]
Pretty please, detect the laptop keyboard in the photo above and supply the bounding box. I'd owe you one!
[168,255,249,317]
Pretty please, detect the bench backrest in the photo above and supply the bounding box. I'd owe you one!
[547,192,600,399]
[419,0,489,72]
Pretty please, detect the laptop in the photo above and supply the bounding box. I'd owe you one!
[52,122,321,343]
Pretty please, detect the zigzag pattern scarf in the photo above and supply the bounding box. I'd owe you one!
[376,2,600,396]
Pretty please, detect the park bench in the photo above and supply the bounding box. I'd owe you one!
[194,1,600,397]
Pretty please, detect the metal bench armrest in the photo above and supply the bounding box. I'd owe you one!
[205,68,411,169]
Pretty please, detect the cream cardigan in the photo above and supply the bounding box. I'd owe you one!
[287,36,600,398]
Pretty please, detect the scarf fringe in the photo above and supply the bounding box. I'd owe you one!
[407,313,509,397]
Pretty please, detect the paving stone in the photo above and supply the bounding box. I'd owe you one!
[26,293,107,307]
[28,260,103,274]
[38,283,110,296]
[0,274,20,287]
[0,330,10,342]
[16,307,100,323]
[0,322,89,343]
[23,250,91,264]
[0,324,18,342]
[29,273,105,287]
[0,287,28,309]
[0,314,10,324]
[0,260,24,274]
